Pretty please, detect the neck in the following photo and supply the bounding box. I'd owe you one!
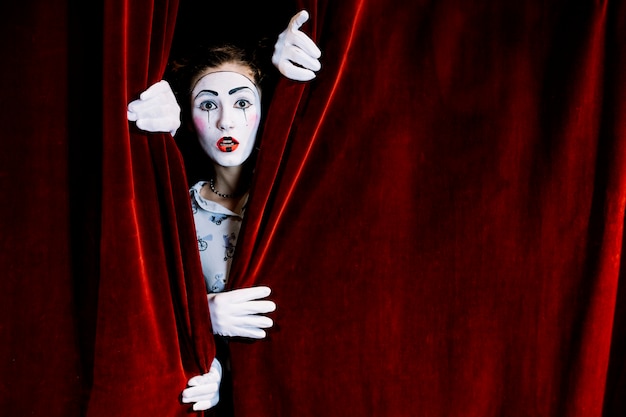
[209,164,247,199]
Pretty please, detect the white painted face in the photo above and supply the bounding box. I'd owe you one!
[190,70,261,167]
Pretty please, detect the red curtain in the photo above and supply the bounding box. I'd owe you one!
[2,1,626,417]
[229,1,626,416]
[1,0,213,415]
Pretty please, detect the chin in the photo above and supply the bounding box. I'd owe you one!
[216,158,245,167]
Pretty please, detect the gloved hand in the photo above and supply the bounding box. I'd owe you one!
[207,286,276,338]
[272,10,322,82]
[127,80,181,136]
[181,357,222,411]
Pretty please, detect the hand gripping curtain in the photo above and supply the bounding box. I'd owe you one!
[87,0,214,416]
[228,1,626,416]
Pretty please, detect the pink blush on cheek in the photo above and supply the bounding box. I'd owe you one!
[192,115,209,135]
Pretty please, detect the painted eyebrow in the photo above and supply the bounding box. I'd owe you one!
[229,86,253,95]
[195,90,218,98]
[195,86,253,98]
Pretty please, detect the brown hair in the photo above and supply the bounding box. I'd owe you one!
[166,43,264,104]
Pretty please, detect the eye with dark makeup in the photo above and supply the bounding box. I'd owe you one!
[234,99,252,110]
[199,100,217,111]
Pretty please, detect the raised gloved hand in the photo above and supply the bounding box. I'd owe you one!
[181,357,222,411]
[207,286,276,338]
[127,80,181,136]
[272,10,322,82]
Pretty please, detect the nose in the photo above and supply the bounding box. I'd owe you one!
[217,108,235,131]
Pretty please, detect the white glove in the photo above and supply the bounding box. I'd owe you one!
[272,10,322,81]
[207,286,276,339]
[127,80,181,136]
[181,358,222,411]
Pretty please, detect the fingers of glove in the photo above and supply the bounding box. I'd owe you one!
[126,99,144,117]
[127,108,138,121]
[212,315,274,338]
[216,322,272,339]
[284,45,321,72]
[215,326,266,338]
[135,117,180,135]
[181,359,221,410]
[139,80,174,100]
[210,296,276,317]
[277,61,317,82]
[128,94,180,117]
[182,381,219,400]
[191,369,221,385]
[127,82,168,118]
[128,98,165,118]
[133,110,180,130]
[235,300,277,316]
[225,312,274,328]
[211,311,274,336]
[273,35,320,82]
[222,286,272,303]
[187,360,222,387]
[127,98,180,134]
[289,10,310,32]
[208,288,275,336]
[182,382,219,403]
[230,326,269,339]
[211,314,274,339]
[287,30,321,60]
[273,10,320,76]
[182,384,220,411]
[193,397,220,411]
[127,97,157,121]
[128,81,178,114]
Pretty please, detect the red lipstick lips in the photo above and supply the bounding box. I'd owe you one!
[217,137,239,152]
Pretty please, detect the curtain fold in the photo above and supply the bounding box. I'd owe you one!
[1,0,214,415]
[87,0,214,415]
[229,1,626,416]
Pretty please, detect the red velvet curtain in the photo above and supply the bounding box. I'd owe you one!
[229,1,626,416]
[91,0,216,415]
[1,0,213,415]
[2,1,626,416]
